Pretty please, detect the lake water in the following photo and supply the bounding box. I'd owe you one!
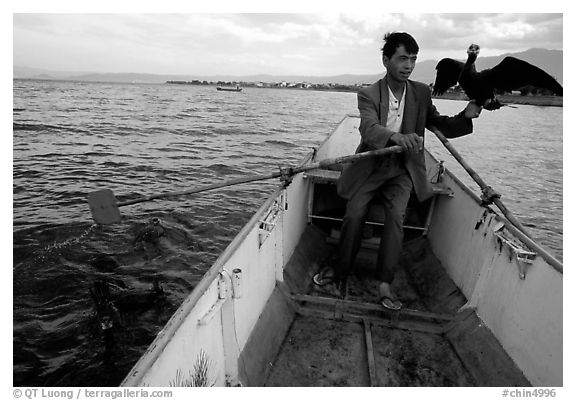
[12,79,562,386]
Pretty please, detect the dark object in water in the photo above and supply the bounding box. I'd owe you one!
[433,44,563,110]
[89,278,166,349]
[89,280,121,337]
[113,279,166,311]
[90,278,165,314]
[134,217,165,245]
[89,253,120,272]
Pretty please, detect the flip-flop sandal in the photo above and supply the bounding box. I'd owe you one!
[313,267,337,286]
[380,296,402,310]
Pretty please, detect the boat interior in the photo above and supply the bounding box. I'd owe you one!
[239,164,531,387]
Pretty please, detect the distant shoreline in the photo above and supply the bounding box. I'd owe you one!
[260,86,563,107]
[14,78,563,107]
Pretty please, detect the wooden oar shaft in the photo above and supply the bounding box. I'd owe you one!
[117,171,282,207]
[117,145,404,208]
[294,145,404,174]
[429,126,532,238]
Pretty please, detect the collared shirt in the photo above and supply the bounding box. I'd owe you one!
[386,84,406,133]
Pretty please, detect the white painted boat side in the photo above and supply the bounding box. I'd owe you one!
[427,158,562,387]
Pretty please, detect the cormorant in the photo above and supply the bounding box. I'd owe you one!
[433,44,563,110]
[133,217,165,245]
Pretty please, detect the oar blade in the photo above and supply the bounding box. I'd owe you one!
[88,189,122,224]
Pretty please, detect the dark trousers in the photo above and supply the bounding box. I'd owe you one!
[335,158,413,283]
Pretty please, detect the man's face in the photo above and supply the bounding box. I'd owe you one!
[383,44,418,83]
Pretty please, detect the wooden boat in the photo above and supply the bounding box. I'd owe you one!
[216,85,242,92]
[120,115,562,387]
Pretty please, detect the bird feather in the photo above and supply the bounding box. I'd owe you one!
[481,57,563,95]
[433,58,465,95]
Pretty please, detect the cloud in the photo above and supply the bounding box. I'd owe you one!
[181,14,298,44]
[13,13,563,76]
[281,53,314,61]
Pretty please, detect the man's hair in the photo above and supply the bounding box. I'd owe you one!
[381,32,419,59]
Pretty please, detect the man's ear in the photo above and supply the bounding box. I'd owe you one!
[382,55,389,69]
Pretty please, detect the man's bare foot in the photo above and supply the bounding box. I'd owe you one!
[378,282,402,310]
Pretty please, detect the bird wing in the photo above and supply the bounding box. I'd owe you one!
[433,58,464,95]
[482,57,563,95]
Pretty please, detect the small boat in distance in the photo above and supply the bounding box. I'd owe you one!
[216,85,242,92]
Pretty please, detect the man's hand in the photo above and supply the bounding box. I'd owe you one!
[464,101,483,119]
[390,132,423,154]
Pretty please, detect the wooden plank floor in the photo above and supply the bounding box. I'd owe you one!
[264,226,529,386]
[265,314,476,386]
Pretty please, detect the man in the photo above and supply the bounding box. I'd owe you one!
[313,32,482,310]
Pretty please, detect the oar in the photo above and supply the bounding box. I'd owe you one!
[88,145,404,224]
[428,126,532,238]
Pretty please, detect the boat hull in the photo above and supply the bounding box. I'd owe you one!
[121,115,562,387]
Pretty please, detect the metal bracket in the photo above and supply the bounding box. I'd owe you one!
[475,209,489,230]
[436,160,445,183]
[258,192,284,246]
[198,268,242,325]
[493,222,537,279]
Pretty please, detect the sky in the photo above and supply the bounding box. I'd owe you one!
[11,8,564,77]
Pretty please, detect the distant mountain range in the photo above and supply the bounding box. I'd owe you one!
[13,48,562,86]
